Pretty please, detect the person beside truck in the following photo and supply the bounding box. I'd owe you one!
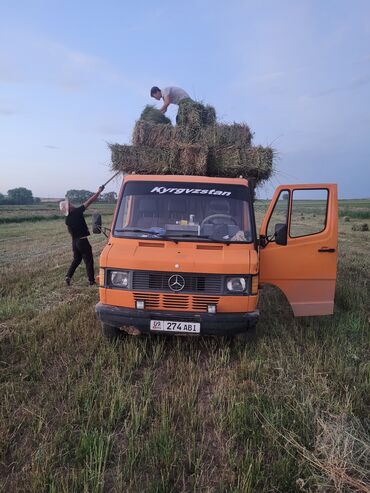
[59,186,104,286]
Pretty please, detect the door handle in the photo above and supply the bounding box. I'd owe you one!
[318,248,336,253]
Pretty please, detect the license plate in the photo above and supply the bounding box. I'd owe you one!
[150,320,200,334]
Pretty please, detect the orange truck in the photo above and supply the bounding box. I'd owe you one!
[94,175,338,339]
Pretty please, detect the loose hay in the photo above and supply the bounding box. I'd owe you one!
[139,105,172,125]
[202,104,217,125]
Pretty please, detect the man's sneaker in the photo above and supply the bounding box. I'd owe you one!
[65,277,71,286]
[89,281,96,286]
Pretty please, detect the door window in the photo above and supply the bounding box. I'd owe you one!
[266,190,289,239]
[290,189,328,238]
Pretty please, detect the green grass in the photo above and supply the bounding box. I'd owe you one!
[0,214,64,224]
[339,209,370,219]
[0,202,115,222]
[0,201,369,492]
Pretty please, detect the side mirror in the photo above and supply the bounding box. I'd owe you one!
[92,213,102,234]
[275,223,287,246]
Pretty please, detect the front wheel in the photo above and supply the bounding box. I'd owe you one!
[101,323,125,341]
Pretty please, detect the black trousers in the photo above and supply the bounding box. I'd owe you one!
[66,238,95,283]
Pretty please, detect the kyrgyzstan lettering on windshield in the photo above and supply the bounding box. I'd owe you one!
[114,181,253,243]
[150,186,231,197]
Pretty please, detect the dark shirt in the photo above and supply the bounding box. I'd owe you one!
[65,205,90,239]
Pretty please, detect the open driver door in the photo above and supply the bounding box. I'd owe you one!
[259,184,338,316]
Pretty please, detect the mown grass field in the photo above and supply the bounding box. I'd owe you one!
[1,199,369,492]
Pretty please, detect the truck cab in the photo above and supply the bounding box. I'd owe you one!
[95,175,338,339]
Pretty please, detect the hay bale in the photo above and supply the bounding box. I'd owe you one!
[110,143,208,175]
[176,99,216,127]
[139,105,172,125]
[351,223,369,231]
[131,120,202,147]
[112,99,273,183]
[133,120,253,148]
[177,145,208,174]
[343,216,350,222]
[204,123,253,147]
[110,144,176,174]
[110,142,272,182]
[132,120,200,147]
[132,121,176,147]
[207,145,274,181]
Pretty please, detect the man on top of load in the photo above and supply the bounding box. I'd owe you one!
[150,86,190,113]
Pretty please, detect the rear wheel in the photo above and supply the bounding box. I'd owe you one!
[101,323,125,341]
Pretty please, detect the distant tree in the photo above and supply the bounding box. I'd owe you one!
[0,193,11,205]
[66,189,94,204]
[7,187,34,205]
[34,197,41,204]
[282,192,289,201]
[101,192,117,203]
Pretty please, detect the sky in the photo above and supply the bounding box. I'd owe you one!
[0,0,369,199]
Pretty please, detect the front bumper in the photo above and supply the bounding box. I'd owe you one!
[95,303,259,336]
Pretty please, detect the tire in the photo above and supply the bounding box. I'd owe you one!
[101,323,125,341]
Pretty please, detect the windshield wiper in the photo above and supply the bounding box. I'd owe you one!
[115,228,161,234]
[165,234,230,244]
[115,228,179,242]
[115,230,235,244]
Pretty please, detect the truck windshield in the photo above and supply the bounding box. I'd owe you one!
[113,181,254,243]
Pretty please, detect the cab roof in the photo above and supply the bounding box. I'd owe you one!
[122,174,249,186]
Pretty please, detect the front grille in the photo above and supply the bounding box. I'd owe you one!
[192,296,219,311]
[133,293,220,312]
[133,271,223,294]
[133,292,160,309]
[162,294,190,309]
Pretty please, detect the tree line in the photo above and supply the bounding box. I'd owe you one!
[0,188,117,205]
[65,189,117,203]
[0,188,40,205]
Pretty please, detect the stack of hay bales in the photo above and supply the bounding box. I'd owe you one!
[110,100,274,183]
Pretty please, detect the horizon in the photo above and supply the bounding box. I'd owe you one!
[1,0,370,200]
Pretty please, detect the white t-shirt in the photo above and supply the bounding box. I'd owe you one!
[162,86,190,105]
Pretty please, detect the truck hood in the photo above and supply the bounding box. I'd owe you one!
[102,239,257,275]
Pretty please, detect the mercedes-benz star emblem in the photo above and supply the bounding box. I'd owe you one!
[168,274,186,292]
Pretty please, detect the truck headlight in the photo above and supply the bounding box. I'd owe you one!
[226,277,247,293]
[110,271,129,288]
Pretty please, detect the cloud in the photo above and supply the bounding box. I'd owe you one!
[0,106,18,115]
[251,70,287,83]
[95,124,123,136]
[41,41,117,91]
[356,53,370,64]
[0,30,141,93]
[44,145,59,149]
[0,58,23,83]
[311,74,370,97]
